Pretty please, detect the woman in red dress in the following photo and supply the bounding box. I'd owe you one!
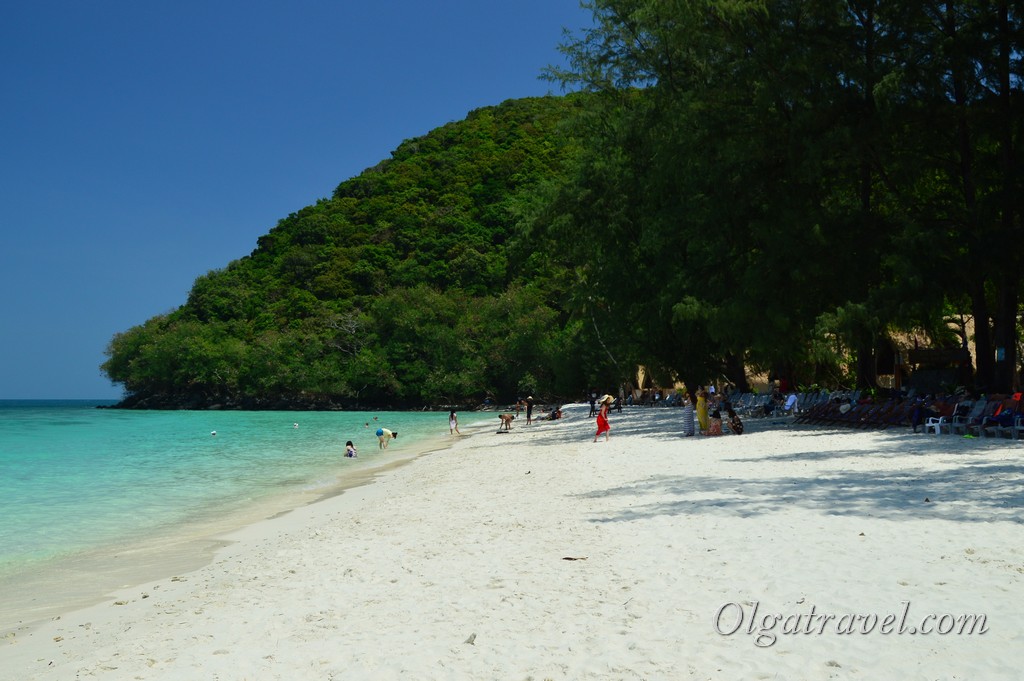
[594,394,613,442]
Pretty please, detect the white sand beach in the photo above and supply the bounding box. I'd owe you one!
[2,404,1022,680]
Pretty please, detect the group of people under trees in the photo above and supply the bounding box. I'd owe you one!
[588,386,744,441]
[678,387,744,437]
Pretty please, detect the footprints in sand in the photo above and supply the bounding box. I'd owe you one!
[961,545,1024,574]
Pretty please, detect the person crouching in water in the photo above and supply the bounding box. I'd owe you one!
[345,440,358,457]
[377,428,398,449]
[594,394,613,442]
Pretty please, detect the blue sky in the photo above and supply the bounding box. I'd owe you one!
[0,1,589,399]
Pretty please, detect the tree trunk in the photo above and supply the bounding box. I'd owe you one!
[855,338,878,390]
[992,283,1017,393]
[970,282,993,391]
[723,353,749,393]
[987,1,1019,394]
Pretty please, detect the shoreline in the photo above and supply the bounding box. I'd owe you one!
[3,405,1022,679]
[0,419,490,635]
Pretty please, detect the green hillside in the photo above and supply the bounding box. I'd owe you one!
[103,96,590,409]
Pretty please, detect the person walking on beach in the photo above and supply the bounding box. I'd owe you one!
[449,410,460,435]
[526,396,535,425]
[377,427,397,449]
[588,390,598,417]
[345,440,358,457]
[594,394,613,442]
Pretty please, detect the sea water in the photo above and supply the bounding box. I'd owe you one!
[0,400,494,626]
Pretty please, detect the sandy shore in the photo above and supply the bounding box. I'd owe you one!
[2,404,1022,680]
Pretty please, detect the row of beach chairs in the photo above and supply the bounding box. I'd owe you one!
[729,390,863,420]
[789,391,1024,438]
[663,389,1022,437]
[648,389,873,419]
[920,395,1024,439]
[792,394,917,430]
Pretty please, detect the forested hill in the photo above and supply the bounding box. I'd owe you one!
[103,95,590,409]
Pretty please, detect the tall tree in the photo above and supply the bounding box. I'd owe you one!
[544,0,1023,391]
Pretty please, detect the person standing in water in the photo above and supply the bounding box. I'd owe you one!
[449,410,461,435]
[377,428,397,449]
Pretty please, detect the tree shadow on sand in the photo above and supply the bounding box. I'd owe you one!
[576,459,1024,525]
[488,404,725,446]
[476,405,1024,525]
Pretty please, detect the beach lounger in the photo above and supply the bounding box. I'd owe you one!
[1012,415,1024,440]
[882,401,916,429]
[794,401,828,424]
[950,400,989,436]
[979,397,1020,438]
[850,402,886,428]
[963,400,1002,437]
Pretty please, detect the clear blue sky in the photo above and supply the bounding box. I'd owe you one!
[0,1,589,399]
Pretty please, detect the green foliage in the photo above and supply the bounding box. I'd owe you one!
[103,2,1024,405]
[536,0,1024,392]
[103,96,590,406]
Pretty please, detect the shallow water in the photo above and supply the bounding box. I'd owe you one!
[0,401,491,604]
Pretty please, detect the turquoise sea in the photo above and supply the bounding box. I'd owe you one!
[0,400,493,626]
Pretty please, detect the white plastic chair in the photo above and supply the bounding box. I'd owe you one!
[924,415,952,435]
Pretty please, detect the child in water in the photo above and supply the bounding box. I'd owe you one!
[345,440,358,457]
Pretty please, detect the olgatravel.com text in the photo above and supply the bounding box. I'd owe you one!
[714,601,989,647]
